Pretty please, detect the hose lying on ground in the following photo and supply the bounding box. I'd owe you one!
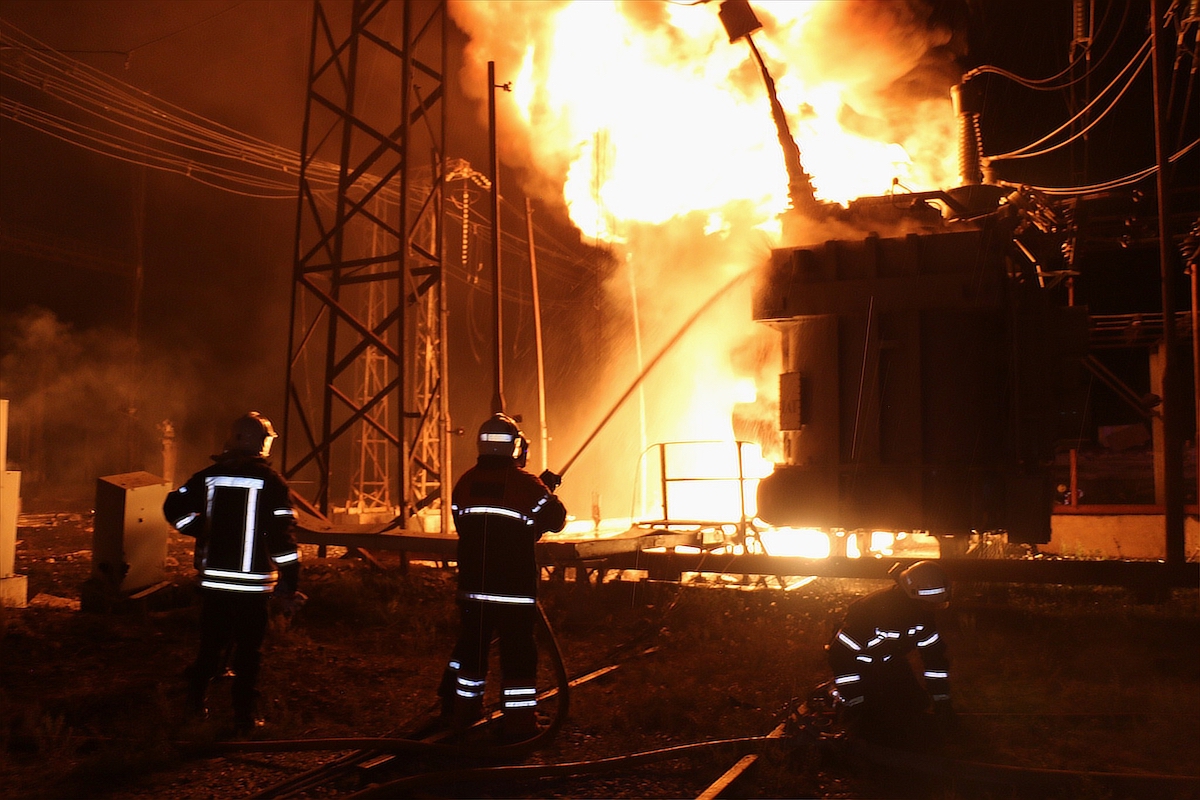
[345,735,798,799]
[181,601,570,758]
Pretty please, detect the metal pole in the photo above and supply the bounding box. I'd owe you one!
[282,0,324,475]
[439,15,452,539]
[1151,0,1185,565]
[627,253,648,512]
[526,197,549,472]
[488,61,505,415]
[1192,259,1199,517]
[128,164,145,472]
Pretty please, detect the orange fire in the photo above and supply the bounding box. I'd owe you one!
[449,0,960,524]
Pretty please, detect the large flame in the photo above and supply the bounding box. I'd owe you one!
[454,0,959,237]
[449,0,961,521]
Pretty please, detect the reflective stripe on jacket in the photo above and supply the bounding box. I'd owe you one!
[451,456,566,601]
[828,584,950,704]
[164,454,298,593]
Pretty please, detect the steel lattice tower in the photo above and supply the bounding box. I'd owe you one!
[282,0,449,535]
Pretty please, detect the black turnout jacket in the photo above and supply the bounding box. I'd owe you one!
[163,452,299,594]
[827,584,950,707]
[450,456,567,604]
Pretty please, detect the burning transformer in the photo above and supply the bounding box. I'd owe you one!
[749,185,1090,548]
[708,0,1091,549]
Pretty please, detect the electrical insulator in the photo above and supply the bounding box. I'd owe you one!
[1071,0,1091,52]
[951,83,984,186]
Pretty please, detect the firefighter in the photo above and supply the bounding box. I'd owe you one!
[826,560,953,745]
[163,411,301,734]
[438,413,567,741]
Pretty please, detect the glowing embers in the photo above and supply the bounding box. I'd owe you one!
[757,526,831,559]
[756,527,941,559]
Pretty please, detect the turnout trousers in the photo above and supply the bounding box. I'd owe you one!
[187,589,270,716]
[439,598,538,712]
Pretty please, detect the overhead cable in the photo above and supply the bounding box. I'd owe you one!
[988,36,1153,161]
[963,0,1130,91]
[2,18,603,283]
[997,136,1198,195]
[0,19,342,195]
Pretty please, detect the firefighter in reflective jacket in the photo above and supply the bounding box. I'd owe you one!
[827,560,952,743]
[163,412,300,733]
[438,413,567,740]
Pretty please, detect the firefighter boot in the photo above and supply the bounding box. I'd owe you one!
[452,696,484,734]
[183,666,210,721]
[232,690,265,736]
[436,667,458,721]
[500,707,539,743]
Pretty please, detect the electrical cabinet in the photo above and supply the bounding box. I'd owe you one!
[93,472,171,592]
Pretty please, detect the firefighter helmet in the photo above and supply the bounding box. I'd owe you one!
[225,412,277,458]
[893,560,951,608]
[477,413,528,466]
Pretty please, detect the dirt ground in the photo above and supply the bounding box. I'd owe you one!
[2,506,1199,800]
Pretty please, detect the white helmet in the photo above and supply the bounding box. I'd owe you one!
[477,413,528,467]
[893,560,951,609]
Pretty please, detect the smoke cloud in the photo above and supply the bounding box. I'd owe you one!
[0,307,220,505]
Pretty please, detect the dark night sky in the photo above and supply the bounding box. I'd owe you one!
[0,0,1192,507]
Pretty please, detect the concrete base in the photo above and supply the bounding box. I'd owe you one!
[0,573,28,608]
[1045,514,1200,561]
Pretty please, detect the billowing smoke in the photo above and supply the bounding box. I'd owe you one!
[0,307,209,505]
[783,0,966,193]
[446,0,965,519]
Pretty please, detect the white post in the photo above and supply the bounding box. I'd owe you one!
[526,198,550,473]
[0,398,29,608]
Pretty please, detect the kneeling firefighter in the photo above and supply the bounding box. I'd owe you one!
[438,413,567,740]
[826,560,953,744]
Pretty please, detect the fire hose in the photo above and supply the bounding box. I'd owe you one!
[345,735,797,799]
[188,601,570,757]
[543,269,754,486]
[183,655,1200,797]
[319,686,1200,800]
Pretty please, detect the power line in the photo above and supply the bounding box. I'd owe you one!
[964,0,1131,91]
[986,35,1153,161]
[125,1,248,59]
[1,17,603,287]
[997,136,1198,195]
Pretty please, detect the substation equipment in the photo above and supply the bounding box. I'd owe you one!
[282,0,1199,592]
[732,0,1198,583]
[751,192,1086,548]
[281,0,453,537]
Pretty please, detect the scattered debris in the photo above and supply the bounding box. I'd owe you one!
[27,593,81,611]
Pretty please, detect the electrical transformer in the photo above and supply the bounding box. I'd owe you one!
[753,214,1088,543]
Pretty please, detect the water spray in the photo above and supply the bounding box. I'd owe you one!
[542,268,755,489]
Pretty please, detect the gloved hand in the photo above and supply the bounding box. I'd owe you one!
[539,469,562,491]
[838,697,866,726]
[275,590,308,617]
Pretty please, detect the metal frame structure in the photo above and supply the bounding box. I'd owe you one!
[283,0,449,535]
